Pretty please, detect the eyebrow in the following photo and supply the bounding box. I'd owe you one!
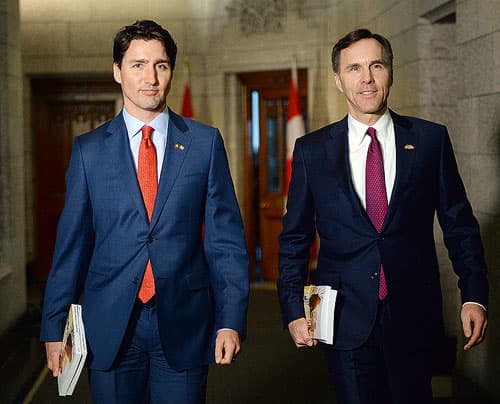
[128,58,170,64]
[345,59,387,69]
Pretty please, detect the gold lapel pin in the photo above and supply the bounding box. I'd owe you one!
[404,144,415,150]
[175,143,185,151]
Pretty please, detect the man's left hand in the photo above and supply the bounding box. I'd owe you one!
[215,329,241,365]
[461,304,488,350]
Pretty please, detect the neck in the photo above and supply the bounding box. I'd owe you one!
[350,106,388,126]
[123,104,166,124]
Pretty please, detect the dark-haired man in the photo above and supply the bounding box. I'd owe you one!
[41,20,249,403]
[278,28,488,403]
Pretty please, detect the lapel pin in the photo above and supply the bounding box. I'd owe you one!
[404,144,415,150]
[175,143,185,151]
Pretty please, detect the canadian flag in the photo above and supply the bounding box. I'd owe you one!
[285,62,318,266]
[181,84,194,118]
[285,62,305,195]
[181,64,194,118]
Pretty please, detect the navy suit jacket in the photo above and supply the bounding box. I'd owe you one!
[278,110,488,350]
[41,110,249,371]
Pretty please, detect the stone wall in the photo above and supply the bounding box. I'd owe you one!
[16,0,500,399]
[0,0,26,334]
[454,0,500,398]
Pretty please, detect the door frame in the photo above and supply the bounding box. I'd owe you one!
[30,77,122,279]
[238,69,307,280]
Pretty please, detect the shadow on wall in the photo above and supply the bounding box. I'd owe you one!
[309,49,331,131]
[455,119,500,402]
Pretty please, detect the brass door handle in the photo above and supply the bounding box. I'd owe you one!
[259,201,270,209]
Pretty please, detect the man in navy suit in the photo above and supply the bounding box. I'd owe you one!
[278,29,488,403]
[41,20,249,403]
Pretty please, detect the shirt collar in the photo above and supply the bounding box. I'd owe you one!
[122,107,170,139]
[347,109,392,146]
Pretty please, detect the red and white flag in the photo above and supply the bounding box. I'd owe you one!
[181,64,194,118]
[285,61,305,195]
[181,84,194,118]
[285,61,318,266]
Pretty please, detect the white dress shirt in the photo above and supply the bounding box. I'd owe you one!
[347,110,396,207]
[122,107,169,181]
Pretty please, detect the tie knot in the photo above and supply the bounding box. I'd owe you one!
[141,125,154,141]
[366,126,376,139]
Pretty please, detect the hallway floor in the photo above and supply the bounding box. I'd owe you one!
[21,283,336,403]
[2,282,491,403]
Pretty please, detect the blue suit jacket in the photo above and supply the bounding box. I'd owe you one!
[40,110,249,371]
[278,110,488,350]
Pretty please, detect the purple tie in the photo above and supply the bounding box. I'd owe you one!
[365,127,388,300]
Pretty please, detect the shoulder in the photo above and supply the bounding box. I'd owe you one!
[390,110,447,133]
[169,110,218,136]
[296,117,347,148]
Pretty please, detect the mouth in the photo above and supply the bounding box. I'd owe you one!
[141,89,160,96]
[359,90,377,96]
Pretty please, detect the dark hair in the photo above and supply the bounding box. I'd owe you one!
[113,20,177,70]
[331,29,393,81]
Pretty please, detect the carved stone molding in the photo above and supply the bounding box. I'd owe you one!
[226,0,287,35]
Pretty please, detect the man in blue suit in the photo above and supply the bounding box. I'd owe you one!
[278,29,488,403]
[41,20,249,403]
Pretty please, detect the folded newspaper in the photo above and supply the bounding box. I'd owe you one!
[58,304,87,396]
[303,285,337,345]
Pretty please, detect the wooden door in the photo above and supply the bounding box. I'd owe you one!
[32,79,119,279]
[239,70,307,280]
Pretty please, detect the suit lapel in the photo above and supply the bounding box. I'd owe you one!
[104,114,149,222]
[150,111,191,227]
[323,118,367,219]
[383,111,416,229]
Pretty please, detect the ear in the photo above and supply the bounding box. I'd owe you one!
[113,63,122,84]
[334,73,344,93]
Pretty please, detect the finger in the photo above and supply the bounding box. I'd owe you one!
[292,331,313,347]
[47,356,60,377]
[463,326,476,350]
[233,341,241,357]
[293,326,313,346]
[464,318,483,350]
[220,341,236,365]
[462,317,472,339]
[214,337,224,364]
[300,327,314,346]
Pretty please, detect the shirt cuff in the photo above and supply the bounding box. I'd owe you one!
[462,302,486,312]
[216,328,235,334]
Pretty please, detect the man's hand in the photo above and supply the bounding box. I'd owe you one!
[215,330,241,365]
[45,341,63,377]
[461,304,488,350]
[288,317,317,348]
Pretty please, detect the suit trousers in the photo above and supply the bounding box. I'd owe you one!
[322,299,433,404]
[88,300,208,404]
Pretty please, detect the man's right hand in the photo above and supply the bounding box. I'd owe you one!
[45,341,63,377]
[288,318,317,348]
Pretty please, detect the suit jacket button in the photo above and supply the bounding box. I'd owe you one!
[133,277,139,284]
[147,236,154,243]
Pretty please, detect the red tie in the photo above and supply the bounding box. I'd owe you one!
[137,125,157,303]
[365,127,388,300]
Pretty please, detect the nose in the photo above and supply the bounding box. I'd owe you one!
[361,67,374,84]
[144,65,158,85]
